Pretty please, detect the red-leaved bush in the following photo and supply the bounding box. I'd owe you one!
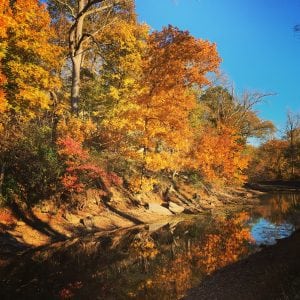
[57,136,122,194]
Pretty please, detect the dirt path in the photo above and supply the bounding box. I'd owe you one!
[185,230,300,300]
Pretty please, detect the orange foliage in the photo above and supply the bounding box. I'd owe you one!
[0,0,11,113]
[138,25,221,173]
[192,126,249,184]
[57,117,96,144]
[119,26,221,189]
[192,212,252,274]
[247,139,289,181]
[0,208,16,225]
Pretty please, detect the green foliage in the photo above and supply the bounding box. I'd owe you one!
[1,125,63,205]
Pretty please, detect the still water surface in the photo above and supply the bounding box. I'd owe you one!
[4,192,300,299]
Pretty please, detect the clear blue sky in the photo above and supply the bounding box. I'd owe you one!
[136,0,300,134]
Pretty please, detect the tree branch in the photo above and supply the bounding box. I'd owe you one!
[53,0,76,18]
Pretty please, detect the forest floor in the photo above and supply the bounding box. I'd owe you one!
[185,229,300,300]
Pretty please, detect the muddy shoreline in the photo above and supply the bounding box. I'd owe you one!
[185,229,300,300]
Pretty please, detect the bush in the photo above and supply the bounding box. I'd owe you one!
[1,125,63,206]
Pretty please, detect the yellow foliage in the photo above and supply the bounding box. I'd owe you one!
[128,174,158,193]
[57,117,96,144]
[0,0,11,113]
[1,0,62,120]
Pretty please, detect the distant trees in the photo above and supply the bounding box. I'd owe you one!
[285,111,300,178]
[247,112,300,181]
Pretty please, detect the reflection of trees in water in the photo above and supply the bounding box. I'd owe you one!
[131,213,252,299]
[254,193,300,224]
[192,212,252,275]
[1,213,253,299]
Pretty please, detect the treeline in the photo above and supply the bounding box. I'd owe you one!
[247,112,300,181]
[0,0,276,206]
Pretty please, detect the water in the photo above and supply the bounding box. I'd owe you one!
[248,193,300,245]
[2,192,300,299]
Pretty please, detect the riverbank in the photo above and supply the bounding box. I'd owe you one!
[246,180,300,192]
[0,179,263,258]
[0,187,299,299]
[185,229,300,300]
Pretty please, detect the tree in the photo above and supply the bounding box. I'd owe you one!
[191,126,249,184]
[0,0,11,113]
[1,0,62,121]
[285,111,300,178]
[198,87,275,142]
[135,26,220,188]
[247,139,289,181]
[95,18,148,149]
[48,0,134,113]
[0,0,62,203]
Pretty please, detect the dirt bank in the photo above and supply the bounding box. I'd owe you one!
[0,179,263,260]
[185,229,300,300]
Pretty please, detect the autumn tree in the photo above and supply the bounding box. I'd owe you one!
[187,86,275,184]
[0,0,63,203]
[191,126,249,184]
[246,139,289,181]
[48,0,134,113]
[134,26,220,187]
[247,112,300,182]
[94,18,148,155]
[285,111,300,178]
[1,0,62,121]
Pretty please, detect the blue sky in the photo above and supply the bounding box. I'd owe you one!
[136,0,300,135]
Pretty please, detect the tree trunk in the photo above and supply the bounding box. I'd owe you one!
[71,54,82,114]
[69,0,85,114]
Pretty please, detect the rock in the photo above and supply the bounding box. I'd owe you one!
[183,207,201,214]
[161,202,169,208]
[192,193,201,201]
[16,221,26,226]
[168,201,185,214]
[63,212,81,224]
[80,216,95,229]
[147,203,173,215]
[86,189,101,205]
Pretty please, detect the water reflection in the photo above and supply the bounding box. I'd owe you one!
[1,192,300,300]
[249,192,300,245]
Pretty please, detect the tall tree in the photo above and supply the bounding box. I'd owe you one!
[285,111,300,178]
[137,26,220,186]
[48,0,133,113]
